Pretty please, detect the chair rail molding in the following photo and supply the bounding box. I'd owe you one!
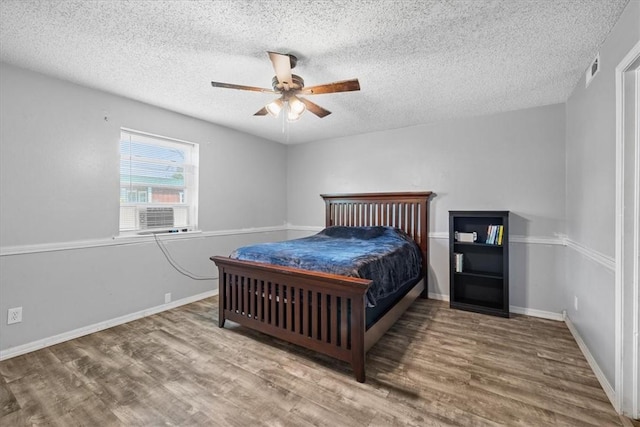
[0,225,288,256]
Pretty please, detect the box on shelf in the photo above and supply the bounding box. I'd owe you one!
[455,231,477,243]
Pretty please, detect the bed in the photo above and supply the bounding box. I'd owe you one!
[210,191,432,382]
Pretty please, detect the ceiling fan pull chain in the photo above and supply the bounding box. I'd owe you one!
[285,112,291,144]
[282,109,286,134]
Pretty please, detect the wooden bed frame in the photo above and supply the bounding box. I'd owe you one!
[210,191,432,382]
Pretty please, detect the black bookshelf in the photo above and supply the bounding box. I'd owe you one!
[449,211,510,317]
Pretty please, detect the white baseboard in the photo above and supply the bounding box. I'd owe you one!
[427,292,563,321]
[564,312,618,410]
[0,287,564,361]
[0,289,218,361]
[428,292,449,301]
[510,306,564,321]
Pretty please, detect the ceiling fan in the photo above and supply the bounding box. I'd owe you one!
[211,51,360,121]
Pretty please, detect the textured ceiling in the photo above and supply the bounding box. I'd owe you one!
[0,0,629,144]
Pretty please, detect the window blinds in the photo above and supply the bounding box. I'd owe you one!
[119,129,198,232]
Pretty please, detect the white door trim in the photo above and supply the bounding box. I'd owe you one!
[615,39,640,417]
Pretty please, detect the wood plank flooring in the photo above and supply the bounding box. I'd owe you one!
[0,297,630,426]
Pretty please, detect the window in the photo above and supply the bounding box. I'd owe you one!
[119,129,199,233]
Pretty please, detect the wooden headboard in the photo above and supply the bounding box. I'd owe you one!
[321,191,432,285]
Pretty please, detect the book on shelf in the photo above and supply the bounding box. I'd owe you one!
[485,225,495,245]
[454,252,464,272]
[485,224,504,245]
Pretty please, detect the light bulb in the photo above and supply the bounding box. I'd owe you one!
[288,95,306,115]
[265,98,284,117]
[287,108,301,122]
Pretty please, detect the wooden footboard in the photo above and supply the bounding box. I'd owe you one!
[211,256,372,382]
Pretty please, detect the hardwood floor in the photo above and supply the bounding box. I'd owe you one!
[0,297,629,426]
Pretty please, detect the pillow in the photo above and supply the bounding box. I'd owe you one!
[319,226,389,240]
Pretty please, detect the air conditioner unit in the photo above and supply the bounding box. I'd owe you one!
[139,207,174,229]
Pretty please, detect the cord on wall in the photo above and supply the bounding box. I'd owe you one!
[153,233,216,281]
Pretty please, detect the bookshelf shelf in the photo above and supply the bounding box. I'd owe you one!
[453,242,504,248]
[449,210,510,318]
[454,270,503,280]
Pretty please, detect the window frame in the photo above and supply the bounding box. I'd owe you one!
[119,128,199,235]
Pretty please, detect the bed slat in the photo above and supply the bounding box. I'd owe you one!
[257,280,263,322]
[321,293,328,343]
[340,297,348,349]
[278,284,284,328]
[311,291,318,340]
[330,295,338,344]
[242,276,248,316]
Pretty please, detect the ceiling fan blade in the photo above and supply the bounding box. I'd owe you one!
[268,51,293,87]
[299,97,331,118]
[254,106,269,116]
[211,81,275,93]
[300,79,361,95]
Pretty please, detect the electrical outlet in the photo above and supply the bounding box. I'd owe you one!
[7,307,22,324]
[165,293,171,304]
[574,296,578,311]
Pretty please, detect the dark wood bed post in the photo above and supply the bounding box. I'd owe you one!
[419,193,430,299]
[351,294,366,382]
[218,284,226,328]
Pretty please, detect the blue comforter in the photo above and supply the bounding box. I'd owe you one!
[230,226,422,307]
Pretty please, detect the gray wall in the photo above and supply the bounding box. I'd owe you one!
[1,4,637,411]
[0,63,288,353]
[287,104,567,315]
[564,0,640,396]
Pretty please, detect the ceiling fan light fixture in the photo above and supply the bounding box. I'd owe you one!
[265,98,284,116]
[286,107,302,122]
[288,95,306,115]
[210,51,360,121]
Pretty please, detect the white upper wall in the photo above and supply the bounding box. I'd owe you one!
[287,104,566,238]
[566,0,640,257]
[0,62,288,248]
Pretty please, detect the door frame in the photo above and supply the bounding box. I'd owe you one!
[615,39,640,418]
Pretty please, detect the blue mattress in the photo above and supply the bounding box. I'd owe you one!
[230,226,422,307]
